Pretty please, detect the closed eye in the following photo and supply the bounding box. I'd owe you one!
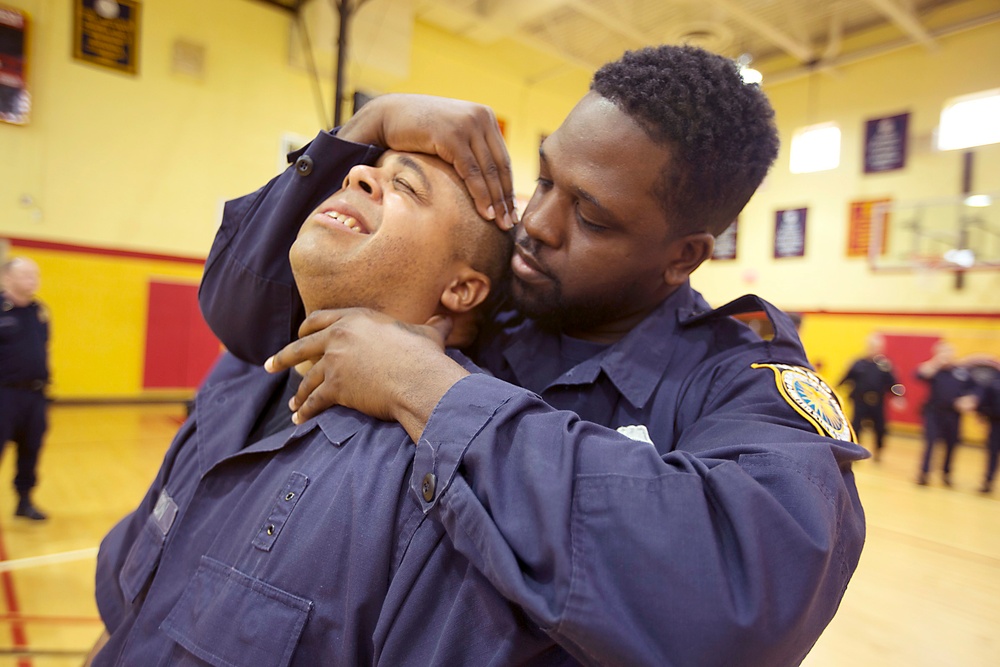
[393,177,415,194]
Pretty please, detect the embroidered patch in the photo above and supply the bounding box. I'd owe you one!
[617,424,653,445]
[751,363,856,442]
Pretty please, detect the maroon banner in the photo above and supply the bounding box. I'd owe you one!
[774,208,807,259]
[864,112,909,174]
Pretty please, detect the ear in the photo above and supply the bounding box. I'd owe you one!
[439,266,492,315]
[663,232,714,286]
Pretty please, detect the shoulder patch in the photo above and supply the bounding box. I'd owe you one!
[751,363,856,442]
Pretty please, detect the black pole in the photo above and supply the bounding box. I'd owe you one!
[956,150,974,290]
[334,0,351,128]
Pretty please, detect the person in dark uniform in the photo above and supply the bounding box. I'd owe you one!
[0,257,49,520]
[915,342,976,487]
[838,333,905,460]
[199,46,868,664]
[969,361,1000,494]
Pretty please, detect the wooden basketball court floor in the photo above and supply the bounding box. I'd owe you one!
[0,403,997,666]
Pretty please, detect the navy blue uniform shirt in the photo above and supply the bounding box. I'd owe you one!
[0,296,49,386]
[95,354,570,666]
[839,357,898,407]
[917,365,976,413]
[193,131,868,665]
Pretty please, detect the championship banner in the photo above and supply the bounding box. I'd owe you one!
[774,208,807,259]
[847,198,891,258]
[0,4,30,125]
[73,0,141,75]
[712,219,738,260]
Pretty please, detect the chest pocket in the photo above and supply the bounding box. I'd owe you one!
[0,315,19,341]
[161,555,312,667]
[119,490,178,603]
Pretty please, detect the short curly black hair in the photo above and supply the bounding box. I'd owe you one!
[591,45,779,237]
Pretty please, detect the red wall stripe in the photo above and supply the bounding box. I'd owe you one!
[7,236,205,266]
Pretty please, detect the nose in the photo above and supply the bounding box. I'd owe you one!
[342,164,383,199]
[520,189,563,248]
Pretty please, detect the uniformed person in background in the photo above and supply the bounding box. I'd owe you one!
[839,333,905,461]
[915,342,976,487]
[974,368,1000,494]
[0,257,50,520]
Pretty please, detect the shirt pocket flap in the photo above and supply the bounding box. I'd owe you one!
[162,556,313,667]
[119,516,166,604]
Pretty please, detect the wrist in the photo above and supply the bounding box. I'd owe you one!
[336,95,391,146]
[395,357,470,443]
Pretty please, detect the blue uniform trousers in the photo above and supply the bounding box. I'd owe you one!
[920,408,960,475]
[0,387,47,496]
[852,403,887,451]
[985,422,1000,484]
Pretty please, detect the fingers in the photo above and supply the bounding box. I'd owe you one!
[481,116,518,230]
[264,329,331,374]
[289,365,331,424]
[424,314,454,344]
[446,110,516,230]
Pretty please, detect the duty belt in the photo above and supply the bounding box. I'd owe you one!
[1,380,46,392]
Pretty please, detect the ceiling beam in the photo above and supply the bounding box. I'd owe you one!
[863,0,936,49]
[565,0,655,46]
[708,0,815,62]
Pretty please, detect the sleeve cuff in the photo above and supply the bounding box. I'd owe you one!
[410,373,521,512]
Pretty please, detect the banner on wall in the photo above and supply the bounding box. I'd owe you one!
[847,198,891,257]
[0,4,30,125]
[73,0,140,75]
[712,219,738,260]
[864,112,909,174]
[774,208,807,258]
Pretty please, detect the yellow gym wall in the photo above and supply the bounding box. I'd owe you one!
[1,0,998,402]
[0,0,587,399]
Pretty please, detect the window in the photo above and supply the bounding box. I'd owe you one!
[937,89,1000,150]
[790,122,841,173]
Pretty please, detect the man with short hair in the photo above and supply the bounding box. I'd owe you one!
[202,46,867,665]
[90,152,578,665]
[0,256,50,521]
[839,333,905,460]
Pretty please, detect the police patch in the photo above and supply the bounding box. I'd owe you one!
[751,363,856,442]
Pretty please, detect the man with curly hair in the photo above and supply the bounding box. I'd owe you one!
[201,45,867,665]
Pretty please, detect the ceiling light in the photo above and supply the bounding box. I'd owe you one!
[964,194,993,207]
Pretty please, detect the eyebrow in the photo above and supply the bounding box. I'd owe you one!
[539,146,620,225]
[395,154,433,197]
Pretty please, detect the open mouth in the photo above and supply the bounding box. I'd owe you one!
[321,209,370,234]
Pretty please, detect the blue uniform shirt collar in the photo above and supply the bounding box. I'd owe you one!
[503,282,711,409]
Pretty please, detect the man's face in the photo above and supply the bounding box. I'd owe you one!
[290,151,475,324]
[511,92,680,340]
[2,260,40,302]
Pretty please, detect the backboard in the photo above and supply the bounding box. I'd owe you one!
[868,192,1000,274]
